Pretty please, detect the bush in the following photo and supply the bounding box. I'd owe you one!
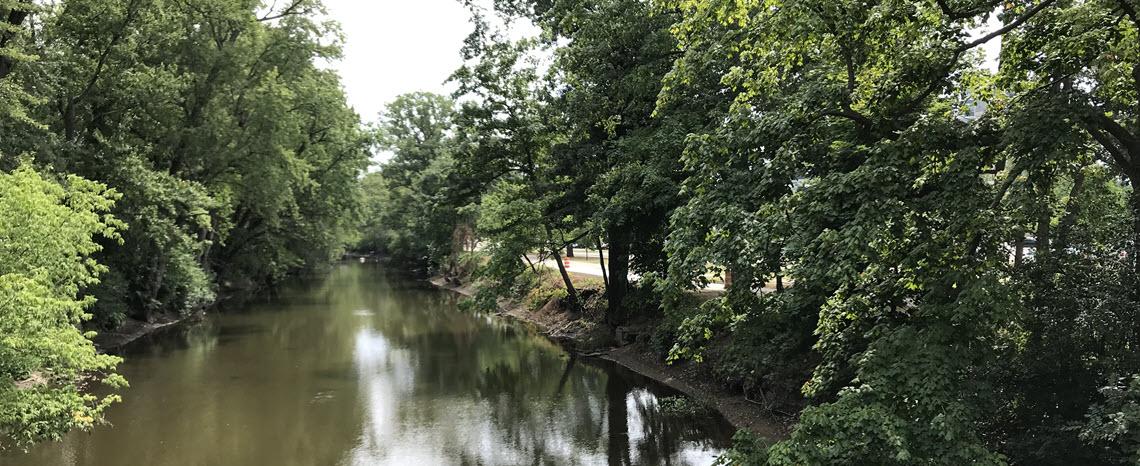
[715,430,773,466]
[524,281,568,311]
[657,395,709,417]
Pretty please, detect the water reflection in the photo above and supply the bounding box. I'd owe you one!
[1,264,732,466]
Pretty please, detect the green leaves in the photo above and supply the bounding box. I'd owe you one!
[359,92,469,269]
[0,165,125,451]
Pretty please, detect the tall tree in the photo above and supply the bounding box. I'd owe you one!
[3,0,368,326]
[360,92,471,270]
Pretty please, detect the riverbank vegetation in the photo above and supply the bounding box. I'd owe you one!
[0,0,367,449]
[358,0,1140,464]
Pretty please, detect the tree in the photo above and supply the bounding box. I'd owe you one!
[999,0,1140,285]
[0,165,126,450]
[460,0,698,323]
[655,0,1037,463]
[2,0,368,326]
[358,92,472,271]
[450,35,588,309]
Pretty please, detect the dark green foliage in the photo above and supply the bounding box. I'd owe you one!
[0,0,369,328]
[1082,375,1140,465]
[1,0,365,447]
[357,92,472,271]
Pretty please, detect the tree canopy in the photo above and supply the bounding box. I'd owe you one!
[363,0,1140,464]
[0,0,366,447]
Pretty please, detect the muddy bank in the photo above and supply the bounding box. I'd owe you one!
[92,311,202,352]
[429,276,793,439]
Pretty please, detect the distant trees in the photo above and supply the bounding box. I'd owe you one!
[358,92,470,269]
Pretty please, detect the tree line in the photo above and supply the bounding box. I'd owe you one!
[359,0,1140,464]
[0,0,367,449]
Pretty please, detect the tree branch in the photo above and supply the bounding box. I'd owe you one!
[1087,125,1135,172]
[956,0,1059,53]
[1087,111,1138,163]
[76,0,143,103]
[258,0,308,22]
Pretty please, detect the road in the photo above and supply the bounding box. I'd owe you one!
[533,255,727,292]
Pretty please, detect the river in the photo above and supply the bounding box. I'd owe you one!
[1,263,734,465]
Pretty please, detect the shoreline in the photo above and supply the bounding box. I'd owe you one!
[92,311,203,352]
[428,276,792,439]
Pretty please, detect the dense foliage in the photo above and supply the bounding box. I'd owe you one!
[358,92,471,269]
[0,0,366,447]
[0,166,126,450]
[2,0,369,327]
[361,0,1140,464]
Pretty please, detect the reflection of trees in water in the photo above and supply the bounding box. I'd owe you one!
[334,264,730,465]
[4,264,729,466]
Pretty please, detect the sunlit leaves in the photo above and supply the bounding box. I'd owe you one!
[0,165,126,450]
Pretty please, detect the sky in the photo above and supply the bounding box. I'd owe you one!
[317,1,1003,166]
[321,0,475,126]
[317,1,1004,123]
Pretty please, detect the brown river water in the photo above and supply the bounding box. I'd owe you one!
[1,263,733,466]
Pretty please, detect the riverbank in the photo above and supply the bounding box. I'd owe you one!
[93,311,201,351]
[429,276,794,439]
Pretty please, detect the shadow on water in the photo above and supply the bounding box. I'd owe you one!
[1,262,733,466]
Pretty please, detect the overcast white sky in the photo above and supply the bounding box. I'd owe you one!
[321,0,474,126]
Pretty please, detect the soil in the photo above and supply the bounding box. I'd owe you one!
[92,311,201,351]
[429,276,795,439]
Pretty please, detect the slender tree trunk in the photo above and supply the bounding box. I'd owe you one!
[1036,194,1051,257]
[773,250,785,292]
[522,254,538,274]
[552,248,580,311]
[606,226,631,325]
[597,237,609,291]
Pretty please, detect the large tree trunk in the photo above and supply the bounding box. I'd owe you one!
[566,243,574,258]
[606,226,631,325]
